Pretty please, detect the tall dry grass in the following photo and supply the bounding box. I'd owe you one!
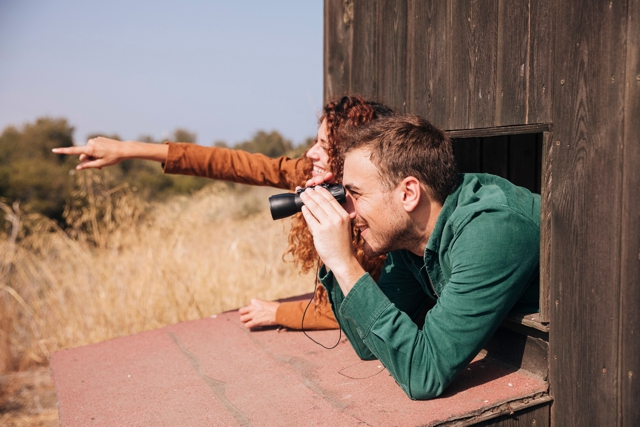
[0,171,313,373]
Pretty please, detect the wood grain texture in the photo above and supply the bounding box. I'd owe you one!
[467,0,499,128]
[406,0,448,126]
[327,0,554,131]
[620,0,640,425]
[549,1,628,426]
[324,0,353,101]
[473,402,550,427]
[447,0,473,129]
[496,0,530,126]
[539,132,553,323]
[350,1,378,98]
[375,0,407,112]
[446,123,552,139]
[527,0,553,124]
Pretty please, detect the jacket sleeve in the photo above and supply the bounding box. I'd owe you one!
[275,298,339,330]
[322,210,540,400]
[320,270,376,360]
[320,253,431,361]
[163,142,310,191]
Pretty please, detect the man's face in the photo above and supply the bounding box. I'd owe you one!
[343,148,414,257]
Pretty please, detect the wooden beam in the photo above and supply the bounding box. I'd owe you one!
[445,123,551,139]
[539,131,552,323]
[620,0,640,424]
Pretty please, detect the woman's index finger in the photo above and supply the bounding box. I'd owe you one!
[52,146,88,155]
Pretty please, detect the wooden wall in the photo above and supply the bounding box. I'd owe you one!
[324,0,553,131]
[324,1,640,426]
[549,1,640,426]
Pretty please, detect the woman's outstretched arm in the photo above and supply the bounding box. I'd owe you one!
[54,137,310,191]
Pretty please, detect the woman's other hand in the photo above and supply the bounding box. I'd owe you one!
[238,298,280,329]
[303,171,335,189]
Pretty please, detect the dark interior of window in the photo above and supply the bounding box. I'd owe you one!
[452,133,543,195]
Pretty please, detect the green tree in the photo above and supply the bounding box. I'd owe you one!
[0,117,76,222]
[234,130,293,157]
[172,128,196,143]
[137,134,158,143]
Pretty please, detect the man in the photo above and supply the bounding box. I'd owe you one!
[299,114,540,400]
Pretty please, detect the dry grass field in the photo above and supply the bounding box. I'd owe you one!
[0,172,315,425]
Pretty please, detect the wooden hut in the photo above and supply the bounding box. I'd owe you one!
[324,1,639,426]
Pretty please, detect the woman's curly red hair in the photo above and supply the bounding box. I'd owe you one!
[283,95,393,308]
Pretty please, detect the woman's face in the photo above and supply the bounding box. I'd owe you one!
[306,119,331,178]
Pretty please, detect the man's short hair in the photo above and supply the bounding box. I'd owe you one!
[341,114,459,204]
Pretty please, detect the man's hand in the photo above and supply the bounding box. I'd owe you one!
[303,171,335,188]
[238,298,279,329]
[299,178,365,296]
[52,137,169,170]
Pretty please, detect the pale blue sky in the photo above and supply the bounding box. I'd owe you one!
[0,1,323,146]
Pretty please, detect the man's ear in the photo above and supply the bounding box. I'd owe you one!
[399,176,422,212]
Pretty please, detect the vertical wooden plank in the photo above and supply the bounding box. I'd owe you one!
[349,1,378,98]
[467,0,499,129]
[620,0,640,424]
[538,132,552,323]
[495,0,530,126]
[324,0,354,102]
[549,0,627,426]
[406,0,448,127]
[448,0,500,130]
[527,0,553,124]
[508,133,538,193]
[375,0,408,112]
[447,0,472,129]
[481,136,509,179]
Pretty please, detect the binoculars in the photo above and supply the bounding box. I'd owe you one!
[269,183,347,220]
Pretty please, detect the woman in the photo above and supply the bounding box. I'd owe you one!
[53,95,392,330]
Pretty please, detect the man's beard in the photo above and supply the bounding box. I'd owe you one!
[359,217,424,257]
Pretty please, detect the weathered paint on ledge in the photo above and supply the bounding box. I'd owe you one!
[50,306,548,426]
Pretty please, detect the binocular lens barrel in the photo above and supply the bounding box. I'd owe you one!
[268,193,304,220]
[269,184,347,220]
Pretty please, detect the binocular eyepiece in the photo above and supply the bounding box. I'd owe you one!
[269,183,347,220]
